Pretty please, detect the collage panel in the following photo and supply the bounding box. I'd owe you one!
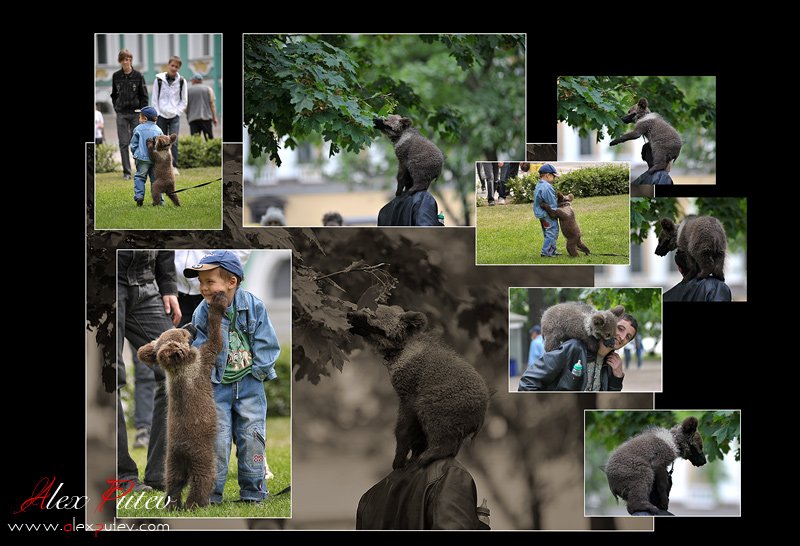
[476,161,631,265]
[242,34,525,227]
[556,76,716,192]
[585,410,741,517]
[94,33,223,230]
[115,249,292,519]
[596,197,747,302]
[510,288,662,393]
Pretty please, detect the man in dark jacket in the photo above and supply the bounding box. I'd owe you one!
[663,250,732,302]
[377,190,443,226]
[117,250,181,491]
[111,49,149,180]
[518,314,637,391]
[357,457,488,529]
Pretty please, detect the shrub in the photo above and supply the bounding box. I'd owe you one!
[506,172,539,204]
[178,136,222,168]
[264,350,291,417]
[555,164,629,198]
[95,143,119,173]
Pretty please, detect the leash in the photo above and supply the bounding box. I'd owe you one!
[590,253,629,257]
[167,177,222,195]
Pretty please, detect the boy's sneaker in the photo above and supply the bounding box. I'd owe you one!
[498,198,506,205]
[133,427,150,448]
[135,199,143,207]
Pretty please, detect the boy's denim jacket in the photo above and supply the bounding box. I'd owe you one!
[191,288,280,384]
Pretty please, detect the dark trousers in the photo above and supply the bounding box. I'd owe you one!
[189,120,214,140]
[117,282,173,486]
[156,116,180,167]
[115,112,139,176]
[498,162,519,199]
[178,293,205,327]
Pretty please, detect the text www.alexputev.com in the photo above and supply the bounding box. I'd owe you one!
[8,519,169,534]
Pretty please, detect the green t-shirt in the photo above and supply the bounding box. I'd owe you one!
[222,307,254,384]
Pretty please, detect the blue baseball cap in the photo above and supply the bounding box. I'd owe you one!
[135,106,158,120]
[538,163,558,176]
[184,251,244,280]
[529,325,541,334]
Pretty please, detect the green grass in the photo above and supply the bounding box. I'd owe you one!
[94,167,222,230]
[476,194,630,265]
[117,416,291,518]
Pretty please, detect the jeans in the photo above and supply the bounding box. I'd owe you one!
[478,162,499,202]
[156,116,180,167]
[211,374,269,502]
[117,281,173,487]
[134,160,155,202]
[116,112,139,176]
[498,162,519,199]
[189,119,214,140]
[539,218,559,256]
[133,352,154,430]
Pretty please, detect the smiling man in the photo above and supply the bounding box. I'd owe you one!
[518,314,638,391]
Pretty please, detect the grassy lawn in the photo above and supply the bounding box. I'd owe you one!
[117,416,291,518]
[476,194,630,265]
[94,167,222,230]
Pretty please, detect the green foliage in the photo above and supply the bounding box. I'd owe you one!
[586,411,676,452]
[95,143,119,173]
[585,288,662,340]
[555,165,629,198]
[178,136,222,168]
[476,196,630,265]
[509,287,529,316]
[630,197,682,244]
[505,172,538,204]
[265,349,291,417]
[699,410,741,462]
[697,197,748,252]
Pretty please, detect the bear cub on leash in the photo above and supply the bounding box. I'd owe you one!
[540,302,625,353]
[146,134,181,206]
[137,290,226,510]
[604,416,707,515]
[373,115,444,196]
[348,305,489,470]
[541,191,591,257]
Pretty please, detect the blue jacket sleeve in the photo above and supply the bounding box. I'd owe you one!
[191,302,209,349]
[545,184,558,210]
[130,128,140,161]
[249,299,281,382]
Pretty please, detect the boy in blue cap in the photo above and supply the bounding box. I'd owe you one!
[129,106,163,206]
[533,164,560,257]
[184,251,281,504]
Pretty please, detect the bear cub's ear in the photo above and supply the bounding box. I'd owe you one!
[660,217,676,231]
[401,311,427,332]
[168,133,178,143]
[681,416,699,434]
[610,305,625,317]
[137,341,158,365]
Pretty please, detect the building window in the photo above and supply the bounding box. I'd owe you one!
[297,143,312,164]
[203,34,211,57]
[97,34,108,65]
[272,259,291,298]
[631,244,642,273]
[579,135,593,156]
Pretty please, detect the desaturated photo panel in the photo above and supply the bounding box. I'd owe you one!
[94,33,223,230]
[476,161,631,265]
[115,249,291,519]
[585,410,741,517]
[557,76,716,186]
[596,197,747,302]
[510,288,662,393]
[242,34,525,227]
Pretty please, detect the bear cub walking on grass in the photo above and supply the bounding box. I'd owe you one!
[374,115,444,196]
[348,305,489,470]
[604,416,707,515]
[137,290,226,510]
[146,134,181,207]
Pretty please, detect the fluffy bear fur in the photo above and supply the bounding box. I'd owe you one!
[655,215,727,281]
[137,291,226,510]
[540,302,625,353]
[146,134,181,206]
[373,115,444,196]
[604,416,707,515]
[541,191,591,257]
[610,98,682,173]
[347,305,489,470]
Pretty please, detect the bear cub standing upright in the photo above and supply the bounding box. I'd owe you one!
[373,115,444,196]
[348,305,489,470]
[146,134,181,206]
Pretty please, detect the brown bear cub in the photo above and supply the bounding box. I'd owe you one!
[137,291,226,510]
[146,134,181,206]
[540,302,625,354]
[610,97,682,173]
[541,191,591,257]
[348,305,489,470]
[655,216,727,281]
[604,416,707,515]
[373,115,445,196]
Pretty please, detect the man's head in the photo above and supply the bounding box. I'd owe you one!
[118,49,133,72]
[167,55,182,77]
[183,251,244,305]
[538,163,558,183]
[613,313,638,350]
[135,106,158,123]
[323,212,343,226]
[261,207,286,226]
[191,73,203,83]
[529,325,541,339]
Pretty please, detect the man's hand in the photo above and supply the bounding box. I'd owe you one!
[162,295,182,326]
[605,352,624,378]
